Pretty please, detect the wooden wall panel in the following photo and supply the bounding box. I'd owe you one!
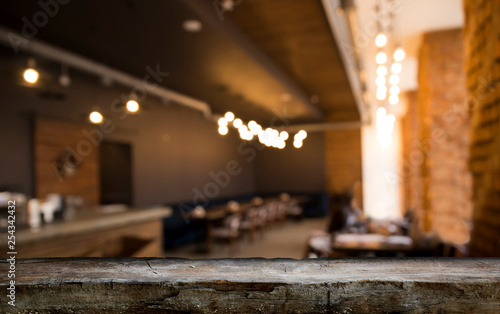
[34,117,100,205]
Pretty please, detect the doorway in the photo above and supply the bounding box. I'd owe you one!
[99,141,133,206]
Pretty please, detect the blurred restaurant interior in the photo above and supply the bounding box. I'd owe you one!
[0,0,499,259]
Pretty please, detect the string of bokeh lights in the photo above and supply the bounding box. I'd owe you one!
[218,111,307,149]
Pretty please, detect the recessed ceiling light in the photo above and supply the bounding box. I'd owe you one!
[183,19,203,33]
[89,111,103,124]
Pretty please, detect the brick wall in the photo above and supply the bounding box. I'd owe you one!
[402,29,472,245]
[464,0,500,256]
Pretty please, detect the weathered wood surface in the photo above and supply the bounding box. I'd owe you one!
[1,258,500,313]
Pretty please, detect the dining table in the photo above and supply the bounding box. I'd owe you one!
[331,233,416,257]
[190,201,258,254]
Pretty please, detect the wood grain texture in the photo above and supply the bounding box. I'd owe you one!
[34,117,100,206]
[1,258,499,313]
[229,0,359,120]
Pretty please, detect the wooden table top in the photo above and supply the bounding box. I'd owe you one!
[332,233,414,252]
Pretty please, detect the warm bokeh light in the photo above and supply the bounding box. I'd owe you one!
[279,131,289,140]
[376,76,386,86]
[89,111,103,124]
[232,118,242,128]
[126,100,139,113]
[394,47,406,62]
[391,62,402,74]
[376,51,387,64]
[389,95,399,105]
[389,74,400,85]
[296,130,307,139]
[23,68,39,84]
[390,85,400,95]
[218,126,228,135]
[376,92,386,101]
[293,140,303,148]
[224,111,235,122]
[250,123,262,135]
[376,65,387,76]
[218,117,228,127]
[375,32,387,48]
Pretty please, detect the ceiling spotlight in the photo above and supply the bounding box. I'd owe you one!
[89,111,103,124]
[375,32,387,47]
[23,68,38,84]
[126,100,140,113]
[394,47,406,62]
[59,65,71,87]
[218,117,228,127]
[391,62,402,74]
[224,111,235,122]
[218,126,228,135]
[183,19,203,33]
[23,58,38,84]
[233,118,242,128]
[376,51,387,65]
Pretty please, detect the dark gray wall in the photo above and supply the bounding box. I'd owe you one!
[254,132,326,194]
[0,58,255,206]
[0,55,326,206]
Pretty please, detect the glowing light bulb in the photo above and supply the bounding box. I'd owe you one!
[232,118,242,128]
[279,131,289,140]
[394,47,405,62]
[218,117,228,127]
[297,130,307,139]
[376,76,386,86]
[126,100,139,113]
[389,74,400,85]
[238,125,249,134]
[390,86,400,95]
[218,126,228,135]
[376,65,387,76]
[224,111,235,122]
[249,123,261,135]
[376,92,387,101]
[376,107,387,126]
[389,95,399,105]
[23,68,39,84]
[375,32,387,47]
[293,140,303,148]
[89,111,103,124]
[376,51,387,64]
[391,62,402,74]
[377,85,387,94]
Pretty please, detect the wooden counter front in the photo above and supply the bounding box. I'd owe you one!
[0,207,171,258]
